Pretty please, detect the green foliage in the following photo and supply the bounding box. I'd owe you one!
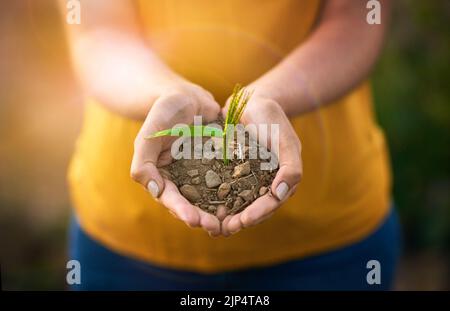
[372,0,450,251]
[146,84,252,165]
[223,84,252,164]
[224,84,253,127]
[145,125,223,139]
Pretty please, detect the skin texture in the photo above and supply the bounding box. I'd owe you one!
[62,0,391,236]
[130,87,222,235]
[249,0,391,117]
[219,97,302,236]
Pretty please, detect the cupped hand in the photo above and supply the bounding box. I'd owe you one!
[220,96,303,236]
[131,80,222,235]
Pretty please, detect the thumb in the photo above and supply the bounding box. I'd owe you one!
[271,138,303,201]
[199,96,221,123]
[130,122,166,198]
[130,159,165,198]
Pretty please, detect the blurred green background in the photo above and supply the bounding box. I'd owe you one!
[0,0,449,290]
[373,1,450,257]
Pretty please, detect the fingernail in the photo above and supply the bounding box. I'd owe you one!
[276,182,289,201]
[147,180,159,198]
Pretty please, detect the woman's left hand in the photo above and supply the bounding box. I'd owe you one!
[220,96,303,236]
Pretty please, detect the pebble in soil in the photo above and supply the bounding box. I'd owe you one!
[160,135,278,216]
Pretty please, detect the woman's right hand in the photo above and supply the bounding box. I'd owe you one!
[130,80,222,235]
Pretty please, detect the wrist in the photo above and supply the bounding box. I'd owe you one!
[247,82,282,105]
[247,71,319,117]
[241,94,284,124]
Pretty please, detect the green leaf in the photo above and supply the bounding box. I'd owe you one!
[145,125,223,139]
[223,84,253,165]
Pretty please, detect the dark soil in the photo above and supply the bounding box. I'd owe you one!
[159,121,278,216]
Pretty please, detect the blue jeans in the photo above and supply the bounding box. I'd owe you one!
[69,209,401,291]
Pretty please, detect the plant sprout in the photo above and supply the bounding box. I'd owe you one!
[222,84,252,164]
[146,84,252,164]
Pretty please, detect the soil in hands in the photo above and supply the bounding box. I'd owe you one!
[159,122,278,216]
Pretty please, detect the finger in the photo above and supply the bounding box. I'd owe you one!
[220,106,228,120]
[221,214,241,236]
[158,180,201,228]
[228,214,242,233]
[130,113,166,198]
[220,95,233,119]
[197,208,221,236]
[221,195,279,235]
[216,205,227,221]
[252,211,275,226]
[157,149,174,167]
[198,94,221,123]
[208,231,220,238]
[271,161,302,201]
[130,160,164,198]
[220,214,232,237]
[239,194,280,228]
[271,134,302,201]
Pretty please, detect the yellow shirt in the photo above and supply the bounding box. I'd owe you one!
[68,0,392,272]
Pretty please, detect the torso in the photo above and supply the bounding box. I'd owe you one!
[68,0,392,272]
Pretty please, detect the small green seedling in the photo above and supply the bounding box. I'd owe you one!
[146,84,252,164]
